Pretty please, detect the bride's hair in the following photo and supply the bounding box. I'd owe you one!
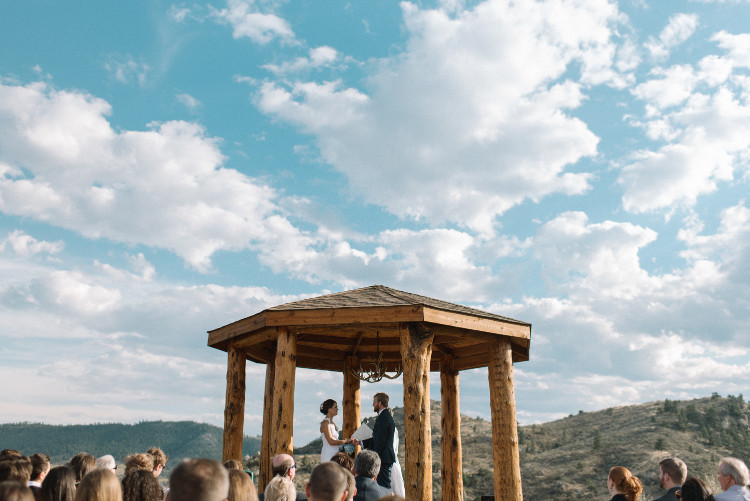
[320,399,337,415]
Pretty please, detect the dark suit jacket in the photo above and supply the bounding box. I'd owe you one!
[362,408,396,465]
[353,476,390,501]
[653,486,681,501]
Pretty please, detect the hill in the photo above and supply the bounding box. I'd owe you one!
[289,394,749,500]
[0,420,261,477]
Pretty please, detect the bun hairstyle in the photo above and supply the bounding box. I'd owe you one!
[609,466,643,501]
[320,399,337,415]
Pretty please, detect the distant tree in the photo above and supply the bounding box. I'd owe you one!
[593,429,602,451]
[655,437,667,450]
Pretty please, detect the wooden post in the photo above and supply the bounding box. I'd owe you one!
[258,357,276,493]
[488,337,522,501]
[222,342,246,462]
[400,322,434,501]
[441,354,463,501]
[343,356,361,455]
[271,327,297,456]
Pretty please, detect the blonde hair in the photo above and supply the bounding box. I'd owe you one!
[228,469,258,501]
[609,466,643,501]
[264,476,296,501]
[74,469,123,501]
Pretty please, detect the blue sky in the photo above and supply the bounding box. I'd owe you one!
[2,0,749,446]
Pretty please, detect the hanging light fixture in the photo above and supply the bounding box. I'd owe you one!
[350,331,402,383]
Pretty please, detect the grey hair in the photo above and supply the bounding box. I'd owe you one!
[353,450,380,479]
[720,457,750,486]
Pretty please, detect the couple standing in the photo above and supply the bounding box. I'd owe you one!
[320,392,402,493]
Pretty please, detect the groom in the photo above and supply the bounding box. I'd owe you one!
[356,392,396,490]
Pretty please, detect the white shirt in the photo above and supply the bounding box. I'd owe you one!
[716,485,750,501]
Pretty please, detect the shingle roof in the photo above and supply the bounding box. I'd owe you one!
[267,284,529,326]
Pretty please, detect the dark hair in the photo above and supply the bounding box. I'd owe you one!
[146,448,168,469]
[41,466,76,501]
[329,452,354,472]
[308,463,347,501]
[679,477,716,501]
[0,481,35,501]
[320,399,337,415]
[69,453,96,483]
[660,457,688,485]
[122,469,162,501]
[609,466,643,501]
[373,393,389,408]
[0,458,32,484]
[31,453,51,480]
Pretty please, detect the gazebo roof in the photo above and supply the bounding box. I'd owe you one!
[208,285,531,371]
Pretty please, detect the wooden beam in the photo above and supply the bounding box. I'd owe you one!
[265,305,425,328]
[488,337,522,501]
[343,356,362,456]
[441,354,463,501]
[423,308,531,340]
[271,327,296,456]
[208,312,268,347]
[222,343,246,463]
[401,322,434,501]
[259,357,275,493]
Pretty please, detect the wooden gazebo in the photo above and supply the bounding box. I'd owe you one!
[207,285,531,501]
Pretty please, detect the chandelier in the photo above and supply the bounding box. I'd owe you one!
[349,331,402,383]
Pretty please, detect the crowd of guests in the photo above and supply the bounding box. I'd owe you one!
[607,456,750,501]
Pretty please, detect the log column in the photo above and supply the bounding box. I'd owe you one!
[222,342,246,462]
[400,322,434,501]
[441,354,463,501]
[488,337,522,501]
[343,356,361,454]
[258,356,276,492]
[271,327,297,456]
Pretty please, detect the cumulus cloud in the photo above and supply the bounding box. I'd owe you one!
[213,0,295,45]
[177,93,201,112]
[1,230,64,257]
[255,0,630,234]
[0,80,308,272]
[645,13,699,60]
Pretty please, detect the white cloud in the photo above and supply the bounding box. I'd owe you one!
[213,0,295,45]
[645,13,699,60]
[104,55,150,86]
[712,31,750,68]
[262,46,346,75]
[177,93,201,111]
[1,230,64,257]
[0,80,310,272]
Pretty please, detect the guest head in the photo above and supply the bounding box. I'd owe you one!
[31,453,52,484]
[608,466,642,501]
[0,481,35,501]
[372,394,389,413]
[264,476,296,501]
[306,463,348,501]
[353,451,380,480]
[167,458,228,501]
[270,455,296,481]
[0,451,21,461]
[96,455,117,474]
[329,453,353,473]
[122,469,163,501]
[659,457,687,490]
[678,477,716,501]
[41,465,76,501]
[74,469,122,501]
[223,460,242,471]
[718,457,750,492]
[227,470,257,501]
[340,467,354,501]
[0,457,32,484]
[320,400,338,418]
[125,454,155,476]
[70,453,96,484]
[146,448,168,478]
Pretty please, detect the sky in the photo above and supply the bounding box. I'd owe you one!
[1,0,749,447]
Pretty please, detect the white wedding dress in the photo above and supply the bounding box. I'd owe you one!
[390,428,405,497]
[320,418,341,463]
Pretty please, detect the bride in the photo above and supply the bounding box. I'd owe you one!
[319,399,351,463]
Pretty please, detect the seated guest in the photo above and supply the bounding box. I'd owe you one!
[0,456,32,484]
[715,458,750,501]
[0,451,22,461]
[75,469,122,501]
[40,466,76,501]
[69,454,96,486]
[329,454,354,474]
[224,460,242,471]
[228,470,258,501]
[264,476,296,501]
[146,449,168,479]
[0,481,35,501]
[29,453,51,496]
[654,457,687,501]
[306,463,348,501]
[352,452,389,501]
[167,458,228,501]
[608,466,643,501]
[678,477,717,501]
[258,455,305,501]
[122,469,163,501]
[96,456,118,475]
